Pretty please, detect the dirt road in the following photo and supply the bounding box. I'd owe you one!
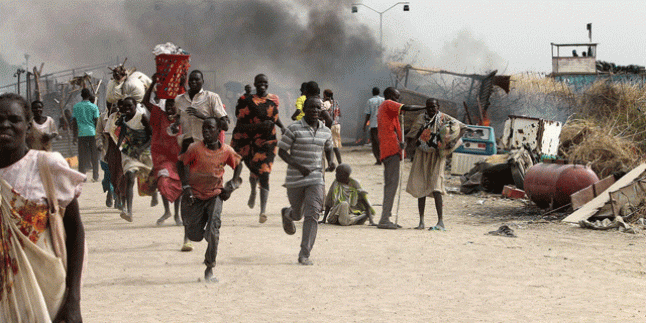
[79,147,646,322]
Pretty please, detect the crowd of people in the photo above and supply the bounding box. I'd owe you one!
[0,63,466,320]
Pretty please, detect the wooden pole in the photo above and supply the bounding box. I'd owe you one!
[395,114,405,225]
[462,101,473,125]
[476,97,484,125]
[26,72,32,102]
[33,64,45,101]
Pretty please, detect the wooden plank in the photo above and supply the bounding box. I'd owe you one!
[570,186,595,210]
[593,175,615,196]
[562,163,646,223]
[570,175,616,210]
[462,101,473,125]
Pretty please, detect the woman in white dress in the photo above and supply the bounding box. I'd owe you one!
[0,93,85,322]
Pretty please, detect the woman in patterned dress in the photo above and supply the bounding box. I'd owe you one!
[116,97,154,222]
[230,74,285,223]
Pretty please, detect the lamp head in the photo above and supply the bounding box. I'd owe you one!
[403,4,410,11]
[352,5,358,13]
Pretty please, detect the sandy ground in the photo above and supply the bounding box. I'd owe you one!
[78,146,646,322]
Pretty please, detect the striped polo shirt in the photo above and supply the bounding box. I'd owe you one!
[278,119,332,188]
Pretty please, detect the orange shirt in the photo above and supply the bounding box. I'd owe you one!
[377,99,404,161]
[179,141,242,200]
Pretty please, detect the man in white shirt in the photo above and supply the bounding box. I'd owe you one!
[174,70,228,153]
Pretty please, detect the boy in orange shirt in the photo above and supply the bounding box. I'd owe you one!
[178,117,243,282]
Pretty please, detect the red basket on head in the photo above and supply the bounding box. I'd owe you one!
[155,54,191,99]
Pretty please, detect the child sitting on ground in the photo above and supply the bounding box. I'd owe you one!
[320,163,376,226]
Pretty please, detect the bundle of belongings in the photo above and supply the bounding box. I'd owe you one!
[415,112,463,157]
[152,42,189,56]
[106,59,152,104]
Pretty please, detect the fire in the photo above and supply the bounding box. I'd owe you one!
[479,110,491,126]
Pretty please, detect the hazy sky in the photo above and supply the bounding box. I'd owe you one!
[354,0,643,73]
[0,0,642,76]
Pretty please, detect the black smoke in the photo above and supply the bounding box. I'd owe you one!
[1,0,390,139]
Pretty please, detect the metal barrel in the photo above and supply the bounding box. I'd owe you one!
[524,163,599,209]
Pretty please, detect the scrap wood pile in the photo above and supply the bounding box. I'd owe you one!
[563,162,646,234]
[578,187,646,234]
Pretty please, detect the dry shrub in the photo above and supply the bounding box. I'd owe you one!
[577,80,646,150]
[558,79,646,177]
[559,118,642,178]
[510,73,573,96]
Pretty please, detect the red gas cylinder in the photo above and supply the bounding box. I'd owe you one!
[524,163,599,209]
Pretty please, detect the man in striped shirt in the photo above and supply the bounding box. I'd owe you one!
[278,97,335,266]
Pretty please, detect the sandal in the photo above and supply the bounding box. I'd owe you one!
[377,221,399,230]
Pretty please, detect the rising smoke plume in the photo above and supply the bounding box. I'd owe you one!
[1,0,391,137]
[435,29,508,74]
[1,1,518,138]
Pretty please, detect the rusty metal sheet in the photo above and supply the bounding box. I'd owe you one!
[501,115,562,157]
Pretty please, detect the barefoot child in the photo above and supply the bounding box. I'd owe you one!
[116,97,154,222]
[178,117,242,282]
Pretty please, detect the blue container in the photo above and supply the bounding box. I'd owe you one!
[453,125,497,155]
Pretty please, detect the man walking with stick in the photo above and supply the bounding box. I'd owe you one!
[376,87,426,230]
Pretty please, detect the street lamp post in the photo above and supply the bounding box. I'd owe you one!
[13,68,26,95]
[351,2,410,50]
